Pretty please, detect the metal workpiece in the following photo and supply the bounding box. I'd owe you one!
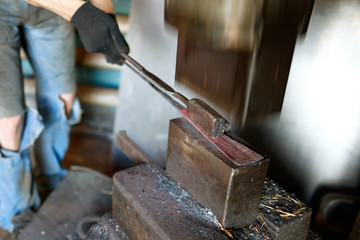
[121,54,230,138]
[112,163,228,240]
[166,118,270,228]
[186,98,231,138]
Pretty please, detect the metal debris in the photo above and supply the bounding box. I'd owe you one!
[231,218,272,240]
[259,178,311,225]
[86,213,129,240]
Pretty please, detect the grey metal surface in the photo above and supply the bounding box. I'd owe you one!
[282,0,360,200]
[18,167,112,240]
[112,163,228,240]
[166,118,269,228]
[113,0,179,167]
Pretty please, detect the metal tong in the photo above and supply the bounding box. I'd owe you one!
[121,53,231,138]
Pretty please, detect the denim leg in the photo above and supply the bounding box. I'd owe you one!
[0,17,25,118]
[34,98,81,190]
[0,109,43,232]
[22,8,80,188]
[0,1,39,232]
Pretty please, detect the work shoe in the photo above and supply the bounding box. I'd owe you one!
[11,209,35,237]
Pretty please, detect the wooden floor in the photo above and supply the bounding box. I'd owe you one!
[24,80,122,178]
[61,104,121,177]
[62,126,114,177]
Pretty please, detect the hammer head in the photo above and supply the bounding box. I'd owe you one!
[186,98,231,138]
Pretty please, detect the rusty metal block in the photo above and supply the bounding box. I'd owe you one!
[166,118,269,228]
[112,163,228,240]
[259,179,312,240]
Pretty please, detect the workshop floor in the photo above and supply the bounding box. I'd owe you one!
[24,79,121,178]
[0,115,117,239]
[62,103,118,177]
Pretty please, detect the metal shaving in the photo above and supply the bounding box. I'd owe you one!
[86,213,129,240]
[231,218,273,240]
[259,178,311,226]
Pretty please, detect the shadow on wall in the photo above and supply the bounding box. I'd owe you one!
[241,1,360,239]
[241,114,360,240]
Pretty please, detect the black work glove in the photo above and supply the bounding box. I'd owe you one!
[71,2,129,64]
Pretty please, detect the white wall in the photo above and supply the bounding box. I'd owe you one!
[248,0,360,203]
[114,0,180,167]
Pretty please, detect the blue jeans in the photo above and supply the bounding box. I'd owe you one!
[0,0,81,231]
[0,109,42,232]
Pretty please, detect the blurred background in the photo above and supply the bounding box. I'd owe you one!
[114,1,360,239]
[22,0,360,239]
[242,1,360,238]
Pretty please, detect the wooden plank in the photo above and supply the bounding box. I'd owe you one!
[115,131,159,167]
[62,126,114,177]
[76,84,118,107]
